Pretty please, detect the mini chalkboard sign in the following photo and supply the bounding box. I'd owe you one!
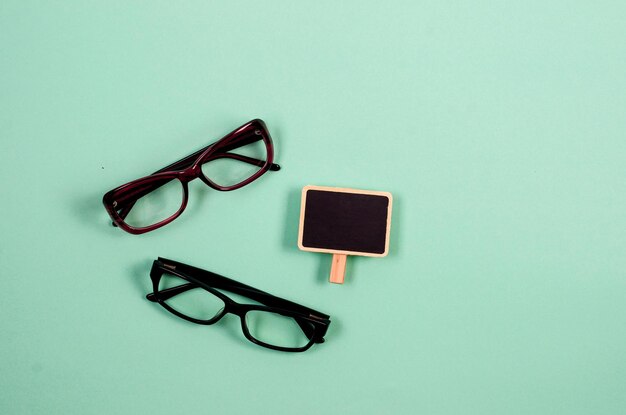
[297,185,393,284]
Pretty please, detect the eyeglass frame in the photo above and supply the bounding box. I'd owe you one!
[102,119,281,235]
[146,257,331,352]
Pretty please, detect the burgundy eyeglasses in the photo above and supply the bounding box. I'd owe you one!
[102,119,280,234]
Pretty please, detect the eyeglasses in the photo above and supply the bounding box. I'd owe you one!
[146,258,331,352]
[102,119,280,234]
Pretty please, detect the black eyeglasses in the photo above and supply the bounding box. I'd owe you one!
[146,258,331,352]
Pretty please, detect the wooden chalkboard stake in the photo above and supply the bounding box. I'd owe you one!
[329,254,347,284]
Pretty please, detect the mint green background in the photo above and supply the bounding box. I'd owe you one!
[1,1,625,414]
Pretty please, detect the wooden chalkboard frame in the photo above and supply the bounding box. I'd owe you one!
[297,185,393,257]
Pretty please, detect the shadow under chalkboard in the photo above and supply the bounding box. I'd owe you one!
[282,187,303,252]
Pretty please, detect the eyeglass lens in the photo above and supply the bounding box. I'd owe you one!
[158,273,225,321]
[200,137,267,187]
[123,178,184,228]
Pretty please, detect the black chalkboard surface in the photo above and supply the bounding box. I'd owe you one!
[298,185,393,284]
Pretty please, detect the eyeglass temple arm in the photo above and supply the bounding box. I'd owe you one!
[162,259,329,318]
[153,130,280,175]
[113,153,280,224]
[112,136,280,225]
[146,282,267,305]
[114,152,279,211]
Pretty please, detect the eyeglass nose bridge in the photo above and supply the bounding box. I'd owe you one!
[177,166,201,183]
[222,300,247,318]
